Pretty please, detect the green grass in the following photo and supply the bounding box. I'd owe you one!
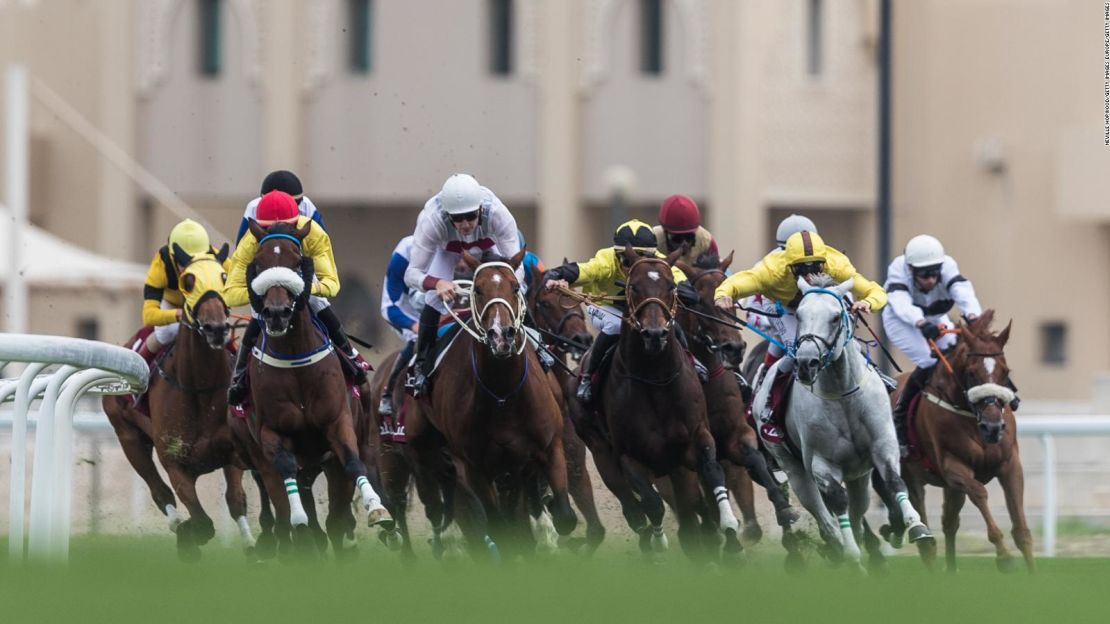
[0,536,1105,623]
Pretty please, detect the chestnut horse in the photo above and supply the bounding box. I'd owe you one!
[675,254,800,546]
[103,246,256,561]
[234,219,390,557]
[408,251,577,559]
[880,311,1034,572]
[525,269,606,554]
[569,248,743,562]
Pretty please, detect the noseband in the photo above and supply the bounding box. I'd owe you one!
[624,257,679,333]
[448,261,527,354]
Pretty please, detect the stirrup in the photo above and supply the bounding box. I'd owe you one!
[576,378,593,403]
[877,371,898,394]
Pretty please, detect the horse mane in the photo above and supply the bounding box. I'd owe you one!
[806,274,839,288]
[263,221,298,236]
[965,309,997,337]
[479,250,510,264]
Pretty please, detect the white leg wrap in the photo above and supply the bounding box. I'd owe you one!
[165,504,181,532]
[356,475,384,511]
[285,478,309,527]
[713,486,740,532]
[529,510,559,555]
[896,492,923,527]
[236,515,256,547]
[650,523,669,552]
[838,514,861,561]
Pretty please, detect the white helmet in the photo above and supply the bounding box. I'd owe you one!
[439,173,484,215]
[776,214,818,248]
[904,234,945,268]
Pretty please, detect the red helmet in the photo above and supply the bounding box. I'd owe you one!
[256,191,299,224]
[659,194,701,234]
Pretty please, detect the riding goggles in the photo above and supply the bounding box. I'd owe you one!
[449,210,480,224]
[790,261,826,277]
[912,264,942,279]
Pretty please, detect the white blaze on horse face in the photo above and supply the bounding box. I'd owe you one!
[273,245,280,255]
[492,274,502,284]
[984,357,996,376]
[648,270,661,281]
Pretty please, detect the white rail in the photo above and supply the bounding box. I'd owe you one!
[1,333,147,562]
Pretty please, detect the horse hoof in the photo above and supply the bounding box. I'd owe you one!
[784,550,806,575]
[776,507,801,528]
[907,523,934,544]
[650,530,669,553]
[367,508,394,530]
[740,522,763,547]
[880,523,905,549]
[378,528,404,551]
[996,556,1018,574]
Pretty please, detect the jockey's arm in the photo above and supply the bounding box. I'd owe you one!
[713,262,770,306]
[886,286,925,325]
[381,250,415,330]
[221,237,254,309]
[404,210,441,292]
[141,251,178,326]
[302,221,340,298]
[847,272,887,312]
[944,259,983,319]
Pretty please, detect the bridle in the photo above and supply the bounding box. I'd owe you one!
[181,256,230,336]
[624,256,679,333]
[446,261,527,354]
[928,327,1015,421]
[792,287,853,374]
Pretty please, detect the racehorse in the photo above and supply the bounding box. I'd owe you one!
[675,254,800,545]
[408,250,578,559]
[878,311,1034,573]
[233,219,390,558]
[103,246,256,561]
[569,247,743,562]
[526,268,606,554]
[755,275,934,572]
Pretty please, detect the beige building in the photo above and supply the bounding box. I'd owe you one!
[0,0,1104,401]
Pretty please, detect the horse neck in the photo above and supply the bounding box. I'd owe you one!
[172,325,228,390]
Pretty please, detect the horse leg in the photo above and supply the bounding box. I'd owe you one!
[669,469,714,563]
[997,456,1036,573]
[871,469,907,547]
[325,416,391,528]
[941,486,967,573]
[540,434,579,538]
[622,458,669,555]
[109,417,179,532]
[849,475,885,574]
[377,444,411,557]
[691,431,742,557]
[809,458,863,571]
[257,426,303,557]
[250,469,277,559]
[162,463,212,561]
[563,422,606,555]
[222,465,256,554]
[451,458,501,563]
[738,442,798,530]
[524,473,558,556]
[941,459,1015,572]
[589,445,650,549]
[870,446,935,548]
[726,464,762,546]
[323,459,358,563]
[295,467,329,554]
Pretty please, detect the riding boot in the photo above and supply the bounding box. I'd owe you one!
[228,319,260,406]
[379,340,415,416]
[316,306,369,384]
[577,331,619,403]
[138,333,165,366]
[411,305,441,397]
[892,364,934,458]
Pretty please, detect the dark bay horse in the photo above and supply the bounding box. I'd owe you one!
[409,251,578,559]
[234,219,390,558]
[881,311,1034,572]
[103,246,255,560]
[675,254,800,546]
[569,248,743,562]
[526,269,606,554]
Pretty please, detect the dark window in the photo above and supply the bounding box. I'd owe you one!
[640,0,664,75]
[806,0,823,77]
[199,0,221,77]
[1040,321,1067,365]
[349,0,374,74]
[489,0,513,75]
[75,317,99,341]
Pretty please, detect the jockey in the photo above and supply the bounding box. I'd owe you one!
[224,191,369,406]
[713,230,887,384]
[517,229,546,291]
[740,214,819,340]
[544,219,692,403]
[652,194,719,266]
[883,234,993,455]
[236,169,325,243]
[405,173,524,396]
[377,235,424,416]
[138,219,229,363]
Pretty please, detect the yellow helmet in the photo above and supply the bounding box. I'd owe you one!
[783,230,828,266]
[168,219,210,257]
[612,219,658,252]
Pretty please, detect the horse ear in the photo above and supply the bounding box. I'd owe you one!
[294,220,312,241]
[797,276,812,294]
[665,247,684,266]
[462,251,481,270]
[675,260,695,278]
[248,218,266,242]
[836,278,855,298]
[997,319,1012,347]
[171,243,193,269]
[720,250,734,272]
[215,242,230,264]
[509,248,527,270]
[620,246,640,267]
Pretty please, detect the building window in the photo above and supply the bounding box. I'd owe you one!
[640,0,664,75]
[806,0,823,77]
[1040,321,1067,366]
[75,317,99,341]
[489,0,513,75]
[349,0,374,74]
[198,0,221,77]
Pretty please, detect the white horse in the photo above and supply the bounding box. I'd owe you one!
[753,275,934,571]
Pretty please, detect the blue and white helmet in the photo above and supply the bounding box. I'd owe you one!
[776,214,818,248]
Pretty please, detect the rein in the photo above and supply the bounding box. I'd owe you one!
[445,261,527,354]
[623,257,679,332]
